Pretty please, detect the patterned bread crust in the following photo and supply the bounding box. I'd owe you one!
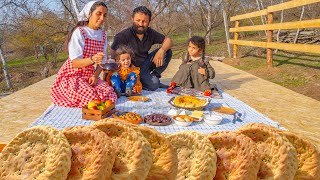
[237,123,298,180]
[0,126,71,179]
[279,131,320,180]
[91,120,152,180]
[138,126,178,180]
[62,126,115,180]
[208,131,261,180]
[166,131,217,180]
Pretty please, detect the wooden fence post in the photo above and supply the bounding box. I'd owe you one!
[267,12,273,67]
[233,20,240,58]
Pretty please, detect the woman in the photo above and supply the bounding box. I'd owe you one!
[51,1,117,107]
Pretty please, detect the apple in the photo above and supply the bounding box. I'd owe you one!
[97,106,105,110]
[88,105,98,110]
[87,102,97,109]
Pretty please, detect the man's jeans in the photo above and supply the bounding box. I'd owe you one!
[139,48,172,91]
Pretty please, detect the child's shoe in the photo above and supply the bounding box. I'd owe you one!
[125,87,132,97]
[115,89,121,98]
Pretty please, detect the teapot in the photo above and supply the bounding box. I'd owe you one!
[101,56,119,71]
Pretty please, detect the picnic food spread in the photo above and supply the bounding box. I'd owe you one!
[0,122,319,179]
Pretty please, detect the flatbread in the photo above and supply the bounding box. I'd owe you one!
[166,131,217,180]
[62,126,115,180]
[91,120,152,179]
[237,123,298,179]
[0,126,71,179]
[208,131,260,180]
[278,131,320,180]
[138,126,178,180]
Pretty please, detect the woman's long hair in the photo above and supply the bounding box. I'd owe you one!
[63,1,108,52]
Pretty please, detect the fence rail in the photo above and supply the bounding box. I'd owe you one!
[229,0,320,67]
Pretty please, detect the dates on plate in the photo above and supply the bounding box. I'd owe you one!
[144,113,172,126]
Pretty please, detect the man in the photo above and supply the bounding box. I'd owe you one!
[110,6,173,91]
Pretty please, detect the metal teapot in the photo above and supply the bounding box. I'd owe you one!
[101,56,119,71]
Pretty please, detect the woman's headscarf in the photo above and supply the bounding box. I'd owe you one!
[77,1,98,21]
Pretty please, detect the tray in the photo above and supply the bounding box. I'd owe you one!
[168,96,210,111]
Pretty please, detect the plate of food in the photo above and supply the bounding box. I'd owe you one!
[127,96,149,102]
[112,111,143,124]
[211,106,237,115]
[168,95,210,110]
[144,113,172,126]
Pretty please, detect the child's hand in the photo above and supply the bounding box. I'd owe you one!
[89,75,98,86]
[198,67,206,75]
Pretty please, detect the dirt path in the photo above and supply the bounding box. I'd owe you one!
[0,60,319,148]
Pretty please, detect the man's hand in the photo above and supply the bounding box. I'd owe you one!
[89,75,98,86]
[152,48,165,67]
[198,67,206,75]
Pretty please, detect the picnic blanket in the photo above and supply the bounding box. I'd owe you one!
[29,89,285,134]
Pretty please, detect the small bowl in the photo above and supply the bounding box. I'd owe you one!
[173,116,193,127]
[204,114,223,125]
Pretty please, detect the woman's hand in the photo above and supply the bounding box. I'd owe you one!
[91,52,105,64]
[198,67,206,75]
[89,75,98,86]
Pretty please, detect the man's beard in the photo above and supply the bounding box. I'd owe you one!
[132,23,148,34]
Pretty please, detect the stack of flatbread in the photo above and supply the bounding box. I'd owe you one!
[0,121,319,180]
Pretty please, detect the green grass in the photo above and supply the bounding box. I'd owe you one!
[7,53,68,67]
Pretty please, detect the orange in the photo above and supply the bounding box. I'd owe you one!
[105,100,113,107]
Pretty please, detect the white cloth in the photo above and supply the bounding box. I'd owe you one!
[68,26,108,63]
[77,1,98,22]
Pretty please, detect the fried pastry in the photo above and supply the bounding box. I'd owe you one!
[237,123,298,179]
[136,126,178,180]
[91,120,152,180]
[62,126,115,180]
[208,131,260,180]
[166,131,217,180]
[112,111,143,124]
[0,126,72,179]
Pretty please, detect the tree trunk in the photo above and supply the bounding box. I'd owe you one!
[71,0,79,16]
[222,9,231,58]
[294,6,305,44]
[206,5,212,45]
[275,0,284,53]
[256,0,267,36]
[187,0,192,38]
[0,46,13,89]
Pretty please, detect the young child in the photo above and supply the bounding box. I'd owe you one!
[105,46,142,97]
[170,36,215,93]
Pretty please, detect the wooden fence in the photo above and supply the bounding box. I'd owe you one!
[229,0,320,67]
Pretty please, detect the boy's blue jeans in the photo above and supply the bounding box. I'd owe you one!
[110,71,137,92]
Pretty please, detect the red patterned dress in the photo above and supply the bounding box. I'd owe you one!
[51,27,117,107]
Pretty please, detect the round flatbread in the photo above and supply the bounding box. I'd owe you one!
[279,131,320,180]
[166,131,217,180]
[91,120,152,179]
[237,123,298,179]
[138,126,178,180]
[208,131,260,180]
[0,126,71,179]
[62,126,115,180]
